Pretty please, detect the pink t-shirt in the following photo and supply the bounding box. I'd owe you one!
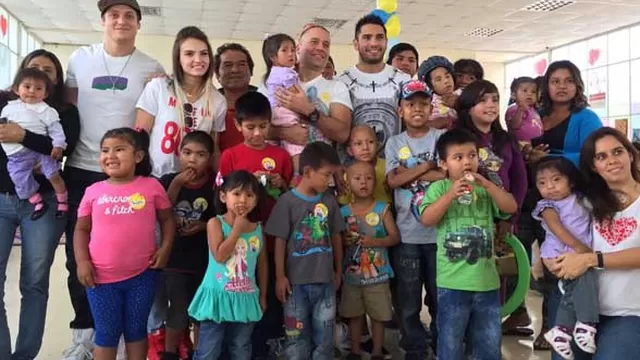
[78,176,172,284]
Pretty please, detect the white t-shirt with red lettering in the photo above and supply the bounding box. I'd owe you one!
[136,78,227,177]
[78,176,172,284]
[594,195,640,317]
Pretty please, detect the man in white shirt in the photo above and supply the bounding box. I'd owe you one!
[273,24,352,147]
[63,1,164,359]
[337,15,410,155]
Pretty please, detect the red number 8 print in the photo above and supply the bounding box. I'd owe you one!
[161,121,181,155]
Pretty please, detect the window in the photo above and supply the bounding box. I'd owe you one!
[0,45,11,89]
[0,7,8,47]
[630,59,640,115]
[20,26,27,57]
[552,45,569,63]
[587,35,607,69]
[8,13,18,53]
[27,34,35,54]
[608,29,629,64]
[631,25,640,60]
[569,41,588,70]
[608,62,630,117]
[587,66,608,120]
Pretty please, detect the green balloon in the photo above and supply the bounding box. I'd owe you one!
[501,234,531,317]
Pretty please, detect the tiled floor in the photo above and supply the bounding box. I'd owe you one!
[6,245,552,359]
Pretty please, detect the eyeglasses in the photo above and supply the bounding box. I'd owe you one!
[183,103,194,128]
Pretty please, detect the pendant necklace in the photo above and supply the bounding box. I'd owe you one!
[102,48,134,94]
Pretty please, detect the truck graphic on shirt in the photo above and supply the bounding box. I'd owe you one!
[443,226,491,265]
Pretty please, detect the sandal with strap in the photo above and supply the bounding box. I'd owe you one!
[533,329,552,351]
[544,327,574,360]
[573,322,597,354]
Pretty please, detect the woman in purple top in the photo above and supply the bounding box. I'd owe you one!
[532,157,599,359]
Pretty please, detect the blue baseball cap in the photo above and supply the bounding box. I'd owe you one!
[399,80,433,101]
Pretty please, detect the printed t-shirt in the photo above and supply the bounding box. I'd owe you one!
[136,78,227,177]
[160,173,216,273]
[219,143,293,251]
[0,100,65,155]
[265,189,345,285]
[65,43,164,172]
[77,176,172,284]
[300,75,353,144]
[385,129,445,244]
[338,64,410,153]
[420,179,509,292]
[341,201,394,286]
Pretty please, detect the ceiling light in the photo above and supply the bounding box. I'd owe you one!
[311,18,349,30]
[140,6,162,17]
[524,0,575,12]
[464,27,504,38]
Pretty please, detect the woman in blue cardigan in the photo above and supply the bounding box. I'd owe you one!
[514,60,602,350]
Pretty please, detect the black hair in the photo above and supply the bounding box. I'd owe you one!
[580,127,640,223]
[100,127,152,177]
[11,67,53,99]
[453,59,484,80]
[541,60,588,116]
[355,14,387,38]
[456,79,515,157]
[262,33,296,83]
[214,42,255,77]
[327,56,335,68]
[298,141,341,175]
[235,91,272,123]
[386,42,419,65]
[215,170,265,223]
[436,128,479,160]
[18,49,68,110]
[534,156,587,196]
[180,130,214,154]
[172,26,214,89]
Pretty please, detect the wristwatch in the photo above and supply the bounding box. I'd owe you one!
[595,251,604,269]
[307,108,320,124]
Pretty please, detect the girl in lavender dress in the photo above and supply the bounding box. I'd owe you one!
[532,157,599,359]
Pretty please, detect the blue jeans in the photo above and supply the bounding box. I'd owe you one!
[394,243,437,358]
[284,282,335,360]
[0,192,66,360]
[194,321,255,360]
[437,288,501,360]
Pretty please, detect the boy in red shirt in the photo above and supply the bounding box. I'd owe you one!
[218,91,293,357]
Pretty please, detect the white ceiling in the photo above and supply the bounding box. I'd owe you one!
[2,0,640,56]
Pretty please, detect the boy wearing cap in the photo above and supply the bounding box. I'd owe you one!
[384,80,445,359]
[62,1,164,359]
[417,56,461,130]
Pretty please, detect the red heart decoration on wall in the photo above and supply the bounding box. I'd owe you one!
[0,16,7,37]
[589,48,601,66]
[534,58,547,75]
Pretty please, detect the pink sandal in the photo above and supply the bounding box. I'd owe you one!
[573,322,597,354]
[544,327,574,360]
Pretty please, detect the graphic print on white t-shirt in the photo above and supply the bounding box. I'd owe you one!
[338,65,410,152]
[137,77,227,177]
[300,75,353,144]
[65,44,165,172]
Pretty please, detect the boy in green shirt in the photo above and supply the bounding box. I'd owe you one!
[419,128,517,360]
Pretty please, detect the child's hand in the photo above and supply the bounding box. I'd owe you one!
[232,211,252,232]
[260,294,268,312]
[77,260,95,288]
[359,236,377,248]
[448,178,471,199]
[180,221,206,236]
[529,144,550,163]
[269,173,286,189]
[469,172,492,188]
[149,245,171,269]
[441,92,458,108]
[276,275,292,303]
[175,168,197,186]
[51,147,64,160]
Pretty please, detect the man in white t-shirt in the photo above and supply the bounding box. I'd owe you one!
[272,24,352,148]
[62,1,164,359]
[337,15,410,156]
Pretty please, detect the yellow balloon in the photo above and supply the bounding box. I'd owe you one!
[377,0,397,13]
[386,15,401,38]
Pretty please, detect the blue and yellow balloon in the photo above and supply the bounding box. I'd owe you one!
[377,0,397,13]
[386,15,401,38]
[369,0,400,59]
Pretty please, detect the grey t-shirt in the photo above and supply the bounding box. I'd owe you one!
[265,189,345,285]
[385,129,445,244]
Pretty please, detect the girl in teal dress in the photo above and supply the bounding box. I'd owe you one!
[188,170,268,359]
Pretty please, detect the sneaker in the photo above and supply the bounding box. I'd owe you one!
[544,327,574,360]
[147,328,166,360]
[178,329,194,359]
[61,329,95,360]
[116,336,126,360]
[361,339,392,359]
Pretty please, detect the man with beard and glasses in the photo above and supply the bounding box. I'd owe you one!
[338,14,410,158]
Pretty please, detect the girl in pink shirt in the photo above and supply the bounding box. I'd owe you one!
[73,127,175,360]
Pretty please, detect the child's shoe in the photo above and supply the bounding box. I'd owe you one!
[573,322,597,354]
[147,328,166,360]
[159,352,180,360]
[544,327,574,360]
[28,192,47,220]
[56,191,69,218]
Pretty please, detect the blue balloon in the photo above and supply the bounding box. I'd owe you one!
[386,37,400,60]
[370,9,391,24]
